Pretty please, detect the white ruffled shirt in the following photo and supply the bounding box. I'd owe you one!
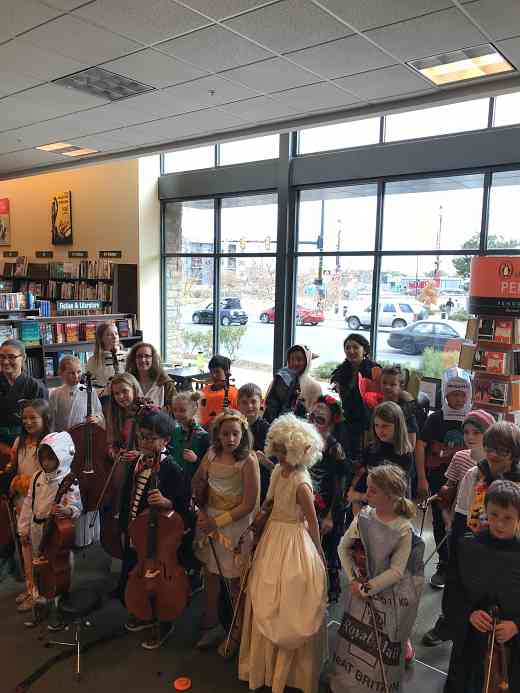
[49,383,104,432]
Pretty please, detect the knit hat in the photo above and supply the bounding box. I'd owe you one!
[464,409,496,433]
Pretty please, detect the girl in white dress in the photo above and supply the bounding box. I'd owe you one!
[193,409,260,656]
[239,413,327,693]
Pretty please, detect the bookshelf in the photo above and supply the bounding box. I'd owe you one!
[0,312,142,386]
[459,317,520,419]
[0,260,137,316]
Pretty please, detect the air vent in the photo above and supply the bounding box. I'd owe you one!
[53,66,155,101]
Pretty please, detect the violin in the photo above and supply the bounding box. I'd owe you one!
[482,606,510,693]
[32,473,77,601]
[125,452,189,623]
[432,484,458,510]
[70,373,109,512]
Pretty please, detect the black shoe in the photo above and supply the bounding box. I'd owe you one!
[422,617,452,646]
[125,616,155,632]
[430,564,446,589]
[141,623,174,650]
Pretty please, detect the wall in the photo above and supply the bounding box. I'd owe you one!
[0,159,139,262]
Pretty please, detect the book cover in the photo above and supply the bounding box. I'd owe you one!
[459,344,476,370]
[475,376,508,407]
[478,318,495,340]
[44,357,55,378]
[494,319,514,343]
[65,322,79,342]
[84,322,97,341]
[486,351,507,374]
[117,319,129,338]
[466,318,479,341]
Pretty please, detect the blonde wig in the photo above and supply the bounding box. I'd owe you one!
[265,413,323,469]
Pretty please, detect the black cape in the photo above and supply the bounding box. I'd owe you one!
[445,530,520,692]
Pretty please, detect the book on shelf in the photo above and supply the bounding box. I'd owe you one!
[0,292,27,311]
[27,263,49,279]
[19,320,40,345]
[83,322,97,341]
[466,318,479,342]
[0,324,15,342]
[116,318,130,338]
[44,357,55,378]
[474,374,520,409]
[65,322,80,342]
[14,256,28,277]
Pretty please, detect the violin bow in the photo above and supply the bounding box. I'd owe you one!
[208,536,234,613]
[89,451,124,529]
[483,607,499,693]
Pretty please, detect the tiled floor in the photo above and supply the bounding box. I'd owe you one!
[0,513,448,693]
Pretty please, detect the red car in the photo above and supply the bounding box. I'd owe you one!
[260,305,324,326]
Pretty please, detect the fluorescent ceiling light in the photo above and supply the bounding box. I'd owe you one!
[53,66,154,101]
[61,147,98,157]
[36,142,73,151]
[408,44,514,86]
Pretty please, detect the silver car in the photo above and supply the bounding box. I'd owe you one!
[345,300,423,330]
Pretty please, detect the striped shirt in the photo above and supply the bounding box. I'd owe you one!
[445,449,477,485]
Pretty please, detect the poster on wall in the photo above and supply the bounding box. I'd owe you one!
[0,198,10,246]
[51,191,73,245]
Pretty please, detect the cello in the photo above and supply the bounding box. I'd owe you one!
[482,605,510,693]
[125,452,189,628]
[32,472,77,602]
[70,373,108,512]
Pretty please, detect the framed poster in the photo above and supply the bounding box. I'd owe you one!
[51,191,73,245]
[0,198,10,246]
[418,376,442,411]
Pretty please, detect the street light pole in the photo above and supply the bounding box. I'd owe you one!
[318,199,324,282]
[336,218,342,273]
[435,204,443,278]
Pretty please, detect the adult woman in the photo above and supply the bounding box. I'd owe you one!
[125,342,176,410]
[0,340,48,459]
[86,322,126,394]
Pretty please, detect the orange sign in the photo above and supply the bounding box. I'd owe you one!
[470,256,520,315]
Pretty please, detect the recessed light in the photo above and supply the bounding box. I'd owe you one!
[61,147,98,157]
[36,142,74,152]
[53,66,155,101]
[408,44,514,86]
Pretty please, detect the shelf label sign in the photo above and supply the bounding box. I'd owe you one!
[470,256,520,315]
[99,250,122,258]
[56,299,103,312]
[36,251,54,258]
[68,250,88,258]
[3,250,18,257]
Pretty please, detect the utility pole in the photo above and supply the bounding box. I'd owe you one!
[435,204,443,278]
[336,218,342,274]
[317,199,324,283]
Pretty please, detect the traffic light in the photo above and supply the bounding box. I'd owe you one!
[265,236,271,251]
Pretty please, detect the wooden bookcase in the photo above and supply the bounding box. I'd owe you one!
[0,261,137,316]
[0,312,142,386]
[460,316,520,421]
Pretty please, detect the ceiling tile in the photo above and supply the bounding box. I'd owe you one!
[21,14,141,64]
[224,0,351,53]
[180,1,270,20]
[39,0,88,9]
[0,72,42,98]
[0,83,108,131]
[68,131,136,150]
[160,108,250,138]
[221,57,318,92]
[463,0,520,41]
[0,0,61,43]
[288,34,396,79]
[74,0,210,45]
[102,49,208,89]
[162,75,260,109]
[158,25,272,72]
[0,39,88,82]
[0,148,66,174]
[220,95,298,121]
[272,82,360,111]
[496,36,520,71]
[317,0,452,31]
[334,65,434,100]
[366,7,486,61]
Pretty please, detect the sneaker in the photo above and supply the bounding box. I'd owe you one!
[15,591,30,605]
[195,623,226,649]
[404,639,415,668]
[430,564,446,589]
[141,623,174,650]
[125,616,155,633]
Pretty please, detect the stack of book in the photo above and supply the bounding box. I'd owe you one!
[0,292,27,310]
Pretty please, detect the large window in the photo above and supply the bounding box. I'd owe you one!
[488,170,520,249]
[298,184,378,253]
[384,98,489,143]
[298,118,380,155]
[383,174,485,252]
[164,199,214,254]
[219,135,279,166]
[494,92,520,128]
[163,145,215,174]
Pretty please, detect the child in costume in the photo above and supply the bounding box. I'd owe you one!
[239,413,327,693]
[446,480,520,692]
[264,344,321,423]
[415,366,472,589]
[169,391,209,480]
[199,355,238,429]
[330,465,424,693]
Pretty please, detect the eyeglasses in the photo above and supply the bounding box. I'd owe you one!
[309,413,328,426]
[0,354,22,362]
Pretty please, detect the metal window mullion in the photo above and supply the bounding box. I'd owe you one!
[213,199,221,355]
[370,181,385,356]
[488,97,496,128]
[160,201,166,359]
[379,115,386,144]
[480,170,492,254]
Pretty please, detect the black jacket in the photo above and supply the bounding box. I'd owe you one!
[0,373,48,445]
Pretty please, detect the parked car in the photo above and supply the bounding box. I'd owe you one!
[192,297,248,326]
[259,304,324,326]
[345,300,425,330]
[388,320,462,355]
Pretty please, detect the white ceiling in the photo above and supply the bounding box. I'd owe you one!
[1,0,520,177]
